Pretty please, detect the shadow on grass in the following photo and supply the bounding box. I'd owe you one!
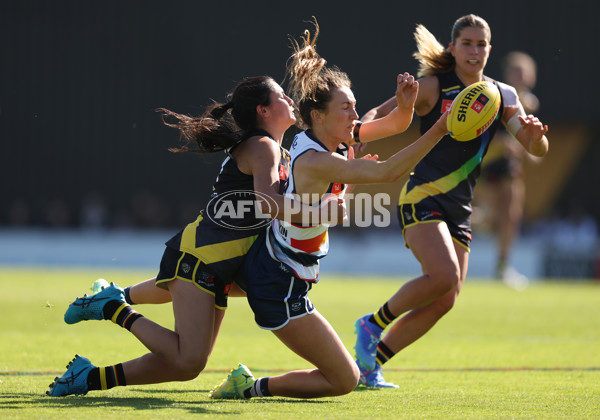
[0,393,239,415]
[135,389,336,404]
[352,385,386,393]
[0,389,336,416]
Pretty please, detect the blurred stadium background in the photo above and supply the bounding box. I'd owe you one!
[1,0,599,278]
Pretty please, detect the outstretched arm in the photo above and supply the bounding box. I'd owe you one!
[298,112,448,187]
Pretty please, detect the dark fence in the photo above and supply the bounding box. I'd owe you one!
[1,0,598,228]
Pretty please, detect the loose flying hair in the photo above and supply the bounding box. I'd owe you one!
[285,18,352,129]
[413,14,491,77]
[157,76,276,154]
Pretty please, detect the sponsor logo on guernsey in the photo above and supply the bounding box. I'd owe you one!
[279,163,288,180]
[331,183,343,194]
[442,85,461,96]
[419,210,443,221]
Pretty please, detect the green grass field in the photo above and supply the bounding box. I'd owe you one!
[1,267,599,419]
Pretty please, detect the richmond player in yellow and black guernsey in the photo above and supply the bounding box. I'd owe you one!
[48,76,307,397]
[354,15,548,388]
[160,128,290,306]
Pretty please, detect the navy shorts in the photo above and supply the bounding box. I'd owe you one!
[398,201,472,250]
[243,232,315,330]
[482,156,522,183]
[156,246,231,309]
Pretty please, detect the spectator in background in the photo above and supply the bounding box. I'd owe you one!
[478,51,540,284]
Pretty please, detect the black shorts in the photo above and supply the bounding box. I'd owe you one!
[482,156,522,183]
[398,201,472,250]
[156,246,231,309]
[243,232,315,330]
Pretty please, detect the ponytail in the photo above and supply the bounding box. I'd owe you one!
[412,24,454,77]
[285,18,351,129]
[158,76,276,154]
[157,102,240,154]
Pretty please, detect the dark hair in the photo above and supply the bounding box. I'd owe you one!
[413,14,491,77]
[284,18,351,129]
[158,76,276,154]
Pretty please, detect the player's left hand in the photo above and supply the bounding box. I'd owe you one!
[395,72,419,110]
[518,114,548,142]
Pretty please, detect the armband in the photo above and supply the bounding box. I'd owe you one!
[506,114,523,138]
[353,121,363,143]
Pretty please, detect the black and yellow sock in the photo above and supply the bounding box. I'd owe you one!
[123,287,136,305]
[369,302,397,330]
[87,364,127,391]
[243,377,271,398]
[102,300,143,330]
[375,341,396,367]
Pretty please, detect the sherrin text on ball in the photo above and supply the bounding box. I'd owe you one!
[447,81,501,141]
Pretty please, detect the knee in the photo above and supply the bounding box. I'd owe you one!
[428,264,460,296]
[331,361,360,396]
[172,354,208,378]
[431,289,459,317]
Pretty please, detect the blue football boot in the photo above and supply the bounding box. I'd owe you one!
[353,314,383,371]
[64,282,125,324]
[46,354,95,396]
[357,360,399,389]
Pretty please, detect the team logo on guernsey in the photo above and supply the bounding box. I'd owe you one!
[470,93,489,114]
[331,183,343,194]
[279,163,288,181]
[206,189,278,230]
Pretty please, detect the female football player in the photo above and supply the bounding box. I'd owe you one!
[48,75,342,397]
[353,14,549,387]
[208,19,449,399]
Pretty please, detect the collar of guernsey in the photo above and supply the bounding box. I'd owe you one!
[269,129,348,281]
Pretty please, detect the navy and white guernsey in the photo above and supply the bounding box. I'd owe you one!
[269,130,347,281]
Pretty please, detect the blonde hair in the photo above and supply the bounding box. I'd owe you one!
[285,18,351,129]
[413,14,491,77]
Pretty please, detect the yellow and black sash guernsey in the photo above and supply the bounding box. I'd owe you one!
[399,71,505,225]
[165,129,291,283]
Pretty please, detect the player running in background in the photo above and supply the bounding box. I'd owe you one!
[47,76,340,397]
[353,15,549,388]
[208,19,449,400]
[478,51,540,285]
